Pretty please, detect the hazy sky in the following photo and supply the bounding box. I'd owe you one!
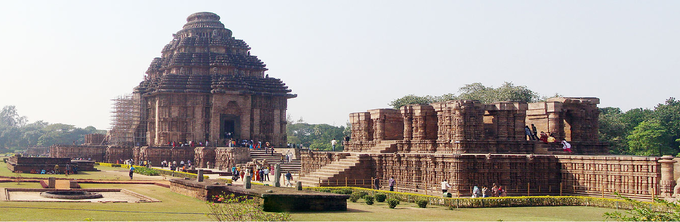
[0,0,678,130]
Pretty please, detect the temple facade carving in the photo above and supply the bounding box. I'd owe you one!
[132,12,295,147]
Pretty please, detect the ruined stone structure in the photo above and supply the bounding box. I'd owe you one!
[7,155,96,173]
[131,12,296,147]
[48,12,296,172]
[299,97,675,200]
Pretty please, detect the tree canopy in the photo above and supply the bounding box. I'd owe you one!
[599,98,680,156]
[286,118,347,151]
[0,105,105,153]
[388,82,546,109]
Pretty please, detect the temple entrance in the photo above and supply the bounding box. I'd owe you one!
[220,114,241,142]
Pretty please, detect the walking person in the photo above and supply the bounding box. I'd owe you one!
[441,179,452,193]
[331,139,337,151]
[285,171,293,187]
[129,166,135,180]
[388,176,396,191]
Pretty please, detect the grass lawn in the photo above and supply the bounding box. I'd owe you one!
[0,182,211,221]
[0,164,625,221]
[291,200,621,221]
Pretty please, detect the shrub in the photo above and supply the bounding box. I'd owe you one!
[416,199,428,208]
[387,198,400,209]
[331,190,345,194]
[134,167,160,176]
[349,191,368,202]
[339,188,353,194]
[319,188,333,193]
[375,193,387,202]
[364,195,374,205]
[349,193,361,202]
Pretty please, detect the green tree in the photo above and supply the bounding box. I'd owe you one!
[457,82,541,103]
[389,82,545,109]
[0,106,27,128]
[388,94,435,109]
[627,120,672,156]
[287,122,345,151]
[598,107,628,154]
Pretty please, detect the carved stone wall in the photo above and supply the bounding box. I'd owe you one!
[525,97,600,142]
[49,145,107,162]
[132,12,295,147]
[347,98,606,154]
[213,147,251,170]
[302,152,667,198]
[558,155,662,197]
[104,146,134,163]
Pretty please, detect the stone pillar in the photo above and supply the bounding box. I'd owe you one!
[659,155,676,197]
[548,112,561,139]
[296,181,302,190]
[48,177,56,188]
[244,175,252,189]
[197,169,204,182]
[274,163,281,187]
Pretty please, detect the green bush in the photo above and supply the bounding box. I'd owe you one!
[387,198,400,209]
[134,167,159,176]
[349,193,361,202]
[375,193,387,202]
[319,188,333,193]
[339,188,353,194]
[331,190,345,194]
[364,195,375,205]
[416,199,428,208]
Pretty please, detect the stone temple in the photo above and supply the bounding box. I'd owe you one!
[48,12,680,201]
[134,12,296,147]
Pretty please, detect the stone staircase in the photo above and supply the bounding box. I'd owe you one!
[297,154,362,187]
[248,149,301,173]
[366,140,398,153]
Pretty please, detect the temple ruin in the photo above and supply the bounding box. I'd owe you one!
[45,12,680,201]
[51,12,295,170]
[299,97,678,200]
[131,12,295,147]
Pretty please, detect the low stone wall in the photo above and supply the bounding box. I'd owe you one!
[6,156,97,173]
[169,178,349,212]
[169,178,230,201]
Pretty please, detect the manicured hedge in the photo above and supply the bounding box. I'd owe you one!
[305,186,665,211]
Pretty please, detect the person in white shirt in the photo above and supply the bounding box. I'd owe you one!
[441,179,452,193]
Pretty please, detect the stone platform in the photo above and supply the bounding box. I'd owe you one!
[170,178,349,212]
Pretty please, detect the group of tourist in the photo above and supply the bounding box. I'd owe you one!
[30,164,78,175]
[230,165,294,186]
[525,124,573,153]
[158,160,194,172]
[471,183,507,198]
[167,140,209,148]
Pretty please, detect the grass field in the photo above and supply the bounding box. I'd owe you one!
[0,164,624,221]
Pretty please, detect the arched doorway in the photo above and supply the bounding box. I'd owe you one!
[220,114,241,142]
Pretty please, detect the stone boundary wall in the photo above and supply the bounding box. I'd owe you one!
[557,155,662,197]
[302,152,668,199]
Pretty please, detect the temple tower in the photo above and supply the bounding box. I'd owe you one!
[133,12,296,147]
